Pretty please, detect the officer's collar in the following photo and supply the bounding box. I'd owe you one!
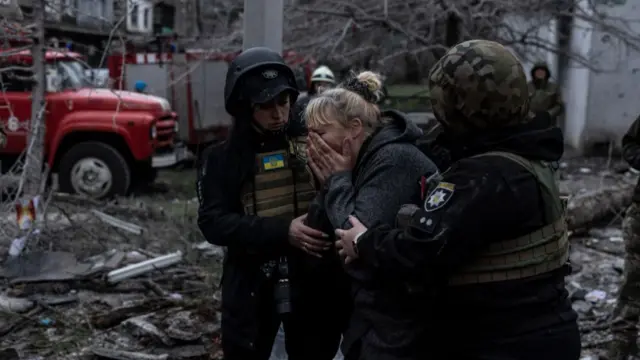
[249,123,288,149]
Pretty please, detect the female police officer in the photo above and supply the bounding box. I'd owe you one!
[197,47,338,360]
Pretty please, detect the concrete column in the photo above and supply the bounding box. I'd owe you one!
[242,0,283,52]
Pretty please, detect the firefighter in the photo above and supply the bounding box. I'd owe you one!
[528,62,564,123]
[291,65,336,133]
[608,114,640,359]
[309,65,336,95]
[197,47,338,360]
[334,40,581,360]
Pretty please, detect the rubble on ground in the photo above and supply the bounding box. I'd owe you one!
[0,156,637,359]
[558,157,636,359]
[0,193,223,360]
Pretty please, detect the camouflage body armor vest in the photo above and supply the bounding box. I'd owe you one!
[241,137,315,219]
[449,151,570,285]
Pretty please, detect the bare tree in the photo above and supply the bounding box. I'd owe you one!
[191,0,640,80]
[282,0,640,77]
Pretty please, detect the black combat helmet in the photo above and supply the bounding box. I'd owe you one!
[224,47,300,117]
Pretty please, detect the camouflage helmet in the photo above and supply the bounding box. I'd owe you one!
[428,40,531,134]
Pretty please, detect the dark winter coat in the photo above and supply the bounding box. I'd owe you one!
[197,118,297,350]
[304,109,438,359]
[353,124,581,359]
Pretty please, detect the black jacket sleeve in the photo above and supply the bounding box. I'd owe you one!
[353,156,525,282]
[197,147,291,252]
[623,115,640,170]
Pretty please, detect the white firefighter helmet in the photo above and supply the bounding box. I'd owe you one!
[310,65,335,84]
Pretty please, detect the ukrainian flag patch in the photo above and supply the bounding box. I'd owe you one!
[263,153,285,171]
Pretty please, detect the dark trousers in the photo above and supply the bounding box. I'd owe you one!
[223,280,347,360]
[223,311,343,360]
[440,321,581,360]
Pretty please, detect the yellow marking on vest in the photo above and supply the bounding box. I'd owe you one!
[437,182,455,191]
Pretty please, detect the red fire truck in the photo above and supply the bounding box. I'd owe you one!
[0,47,184,199]
[107,47,316,156]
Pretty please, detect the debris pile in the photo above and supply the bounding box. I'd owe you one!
[0,193,223,360]
[559,157,637,359]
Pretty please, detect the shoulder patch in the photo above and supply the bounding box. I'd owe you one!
[424,182,455,212]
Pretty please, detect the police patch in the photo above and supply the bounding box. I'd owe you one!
[424,182,455,212]
[262,69,278,79]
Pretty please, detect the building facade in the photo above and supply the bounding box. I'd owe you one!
[0,0,181,66]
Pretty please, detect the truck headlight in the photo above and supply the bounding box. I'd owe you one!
[150,125,157,139]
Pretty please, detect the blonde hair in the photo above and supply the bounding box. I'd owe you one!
[305,71,388,135]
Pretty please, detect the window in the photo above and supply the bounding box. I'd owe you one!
[0,67,34,92]
[47,60,91,91]
[128,0,153,33]
[97,0,105,17]
[143,7,150,31]
[130,3,139,27]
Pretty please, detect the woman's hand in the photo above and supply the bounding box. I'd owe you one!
[306,133,353,185]
[335,216,368,264]
[289,214,330,258]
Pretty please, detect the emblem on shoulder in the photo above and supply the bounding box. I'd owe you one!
[424,182,455,212]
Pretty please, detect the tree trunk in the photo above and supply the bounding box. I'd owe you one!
[566,183,635,231]
[21,0,46,198]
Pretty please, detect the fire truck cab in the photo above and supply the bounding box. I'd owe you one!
[0,48,184,199]
[108,46,316,156]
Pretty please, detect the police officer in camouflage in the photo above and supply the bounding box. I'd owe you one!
[528,62,564,124]
[197,47,338,360]
[334,40,581,360]
[608,114,640,360]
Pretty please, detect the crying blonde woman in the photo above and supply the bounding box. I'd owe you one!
[298,70,438,360]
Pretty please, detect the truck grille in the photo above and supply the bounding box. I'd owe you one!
[156,115,176,147]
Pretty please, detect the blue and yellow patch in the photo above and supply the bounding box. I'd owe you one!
[262,153,285,171]
[424,182,455,212]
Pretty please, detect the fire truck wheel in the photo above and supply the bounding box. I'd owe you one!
[58,141,131,199]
